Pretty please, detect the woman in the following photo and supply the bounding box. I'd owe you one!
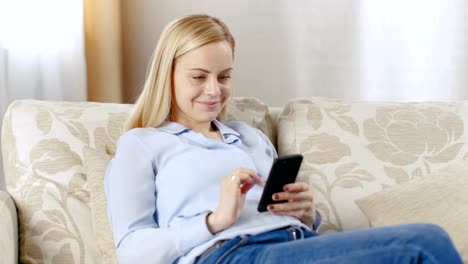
[105,14,462,264]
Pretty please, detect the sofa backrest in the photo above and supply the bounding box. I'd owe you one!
[4,96,468,263]
[276,97,468,233]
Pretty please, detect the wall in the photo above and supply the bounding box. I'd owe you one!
[120,0,468,106]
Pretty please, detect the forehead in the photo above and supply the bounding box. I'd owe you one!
[175,41,233,70]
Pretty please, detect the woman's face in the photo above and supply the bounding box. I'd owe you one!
[171,40,233,128]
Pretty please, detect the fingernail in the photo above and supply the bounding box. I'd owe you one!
[284,186,289,191]
[268,205,274,210]
[273,194,279,200]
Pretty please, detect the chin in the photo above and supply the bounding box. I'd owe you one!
[196,107,222,118]
[201,114,219,122]
[198,112,220,122]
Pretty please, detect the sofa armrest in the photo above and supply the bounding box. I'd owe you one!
[0,191,18,264]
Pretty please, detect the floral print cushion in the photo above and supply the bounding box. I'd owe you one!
[2,100,132,264]
[277,97,468,234]
[1,97,272,263]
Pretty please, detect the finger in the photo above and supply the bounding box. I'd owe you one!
[283,182,309,192]
[271,206,316,224]
[229,172,249,187]
[235,168,265,187]
[236,167,262,182]
[269,209,304,219]
[267,200,313,212]
[272,191,313,202]
[236,167,257,176]
[225,173,245,192]
[230,172,258,194]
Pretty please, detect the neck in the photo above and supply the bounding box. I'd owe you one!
[171,115,216,134]
[188,121,216,134]
[172,118,221,141]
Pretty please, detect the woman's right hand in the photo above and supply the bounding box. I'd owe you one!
[207,167,265,234]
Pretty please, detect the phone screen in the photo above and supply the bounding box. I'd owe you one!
[257,154,303,212]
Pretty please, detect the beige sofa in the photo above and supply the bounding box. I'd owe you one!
[1,97,468,263]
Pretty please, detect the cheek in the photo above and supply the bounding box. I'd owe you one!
[174,81,201,102]
[221,85,232,99]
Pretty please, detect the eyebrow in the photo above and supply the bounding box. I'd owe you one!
[188,67,233,73]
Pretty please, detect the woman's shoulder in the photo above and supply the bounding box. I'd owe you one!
[117,127,172,145]
[115,127,179,157]
[121,127,156,139]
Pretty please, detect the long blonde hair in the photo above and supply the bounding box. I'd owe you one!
[125,14,236,131]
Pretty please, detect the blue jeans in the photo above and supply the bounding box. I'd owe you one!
[195,223,462,264]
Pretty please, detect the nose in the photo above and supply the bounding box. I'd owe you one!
[204,77,221,96]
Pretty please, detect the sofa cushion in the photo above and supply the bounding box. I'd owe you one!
[277,97,468,234]
[1,97,272,263]
[356,160,468,263]
[2,100,132,263]
[82,146,117,264]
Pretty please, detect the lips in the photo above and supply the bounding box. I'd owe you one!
[197,100,220,110]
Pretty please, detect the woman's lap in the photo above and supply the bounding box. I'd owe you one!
[197,223,462,264]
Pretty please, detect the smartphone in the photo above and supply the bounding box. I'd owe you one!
[257,154,303,212]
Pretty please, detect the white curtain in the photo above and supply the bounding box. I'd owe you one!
[359,0,468,101]
[0,0,87,190]
[268,0,468,103]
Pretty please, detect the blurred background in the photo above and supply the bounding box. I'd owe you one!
[0,0,468,189]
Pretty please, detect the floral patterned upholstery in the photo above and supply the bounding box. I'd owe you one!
[277,97,468,234]
[2,96,468,262]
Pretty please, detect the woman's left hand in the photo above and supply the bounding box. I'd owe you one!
[267,182,316,228]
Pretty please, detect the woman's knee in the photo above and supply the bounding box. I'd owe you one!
[403,223,451,244]
[398,223,461,263]
[366,223,453,253]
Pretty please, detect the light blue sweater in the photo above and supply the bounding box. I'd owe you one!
[105,120,319,264]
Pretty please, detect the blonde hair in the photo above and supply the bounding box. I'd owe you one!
[125,14,235,131]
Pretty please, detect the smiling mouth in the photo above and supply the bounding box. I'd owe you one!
[197,101,220,109]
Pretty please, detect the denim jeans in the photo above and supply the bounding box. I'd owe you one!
[195,223,462,264]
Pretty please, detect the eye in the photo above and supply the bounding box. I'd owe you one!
[192,76,205,81]
[218,75,231,82]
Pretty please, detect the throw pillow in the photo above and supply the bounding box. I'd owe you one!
[356,161,468,263]
[82,146,118,264]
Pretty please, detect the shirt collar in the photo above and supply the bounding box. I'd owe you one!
[157,119,240,138]
[157,121,189,135]
[213,119,240,137]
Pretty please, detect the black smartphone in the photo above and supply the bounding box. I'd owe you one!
[257,154,303,212]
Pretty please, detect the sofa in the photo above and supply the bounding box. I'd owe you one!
[1,97,467,263]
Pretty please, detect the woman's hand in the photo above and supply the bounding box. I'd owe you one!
[207,167,265,234]
[267,182,316,228]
